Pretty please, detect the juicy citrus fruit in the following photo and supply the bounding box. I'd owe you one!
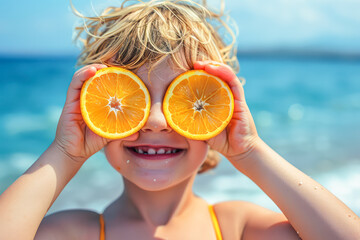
[80,67,151,139]
[163,70,234,140]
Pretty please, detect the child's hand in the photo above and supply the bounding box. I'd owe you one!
[54,64,138,164]
[193,61,260,161]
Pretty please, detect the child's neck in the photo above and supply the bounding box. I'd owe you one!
[120,175,201,226]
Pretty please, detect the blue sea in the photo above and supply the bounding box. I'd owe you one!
[0,55,359,216]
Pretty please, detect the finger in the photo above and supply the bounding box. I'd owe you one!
[88,129,139,150]
[72,64,107,88]
[193,61,206,70]
[66,64,108,104]
[193,60,218,70]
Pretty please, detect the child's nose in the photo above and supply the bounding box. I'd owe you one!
[141,102,172,133]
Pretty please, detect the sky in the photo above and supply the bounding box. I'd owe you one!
[1,0,360,56]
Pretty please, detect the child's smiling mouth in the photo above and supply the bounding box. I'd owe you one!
[125,145,185,160]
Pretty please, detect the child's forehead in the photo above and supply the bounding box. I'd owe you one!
[134,59,187,84]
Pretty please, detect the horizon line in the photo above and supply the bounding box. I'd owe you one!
[1,49,360,61]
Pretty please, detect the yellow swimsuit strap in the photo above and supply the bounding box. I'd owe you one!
[208,205,223,240]
[99,214,105,240]
[99,206,222,240]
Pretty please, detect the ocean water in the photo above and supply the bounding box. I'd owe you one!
[0,55,359,216]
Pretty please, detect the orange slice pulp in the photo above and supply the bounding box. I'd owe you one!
[163,70,234,140]
[80,67,151,139]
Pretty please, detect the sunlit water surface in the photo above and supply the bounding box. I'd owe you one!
[0,55,359,215]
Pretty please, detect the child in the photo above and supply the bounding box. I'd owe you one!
[0,0,359,239]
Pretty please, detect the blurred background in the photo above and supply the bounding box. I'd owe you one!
[0,0,359,215]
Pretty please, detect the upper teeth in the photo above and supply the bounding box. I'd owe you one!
[157,149,165,154]
[134,148,178,154]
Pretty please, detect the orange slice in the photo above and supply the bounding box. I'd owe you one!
[80,67,150,139]
[163,70,234,140]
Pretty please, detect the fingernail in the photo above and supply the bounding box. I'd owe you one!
[209,62,221,67]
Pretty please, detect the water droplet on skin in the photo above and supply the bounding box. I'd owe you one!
[298,181,303,186]
[314,186,318,190]
[126,160,130,164]
[153,178,157,182]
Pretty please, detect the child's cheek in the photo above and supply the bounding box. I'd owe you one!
[104,142,123,172]
[187,139,208,165]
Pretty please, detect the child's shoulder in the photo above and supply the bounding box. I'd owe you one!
[213,200,282,217]
[35,209,101,240]
[212,201,298,239]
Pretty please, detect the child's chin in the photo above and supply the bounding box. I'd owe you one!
[134,178,173,191]
[133,176,187,192]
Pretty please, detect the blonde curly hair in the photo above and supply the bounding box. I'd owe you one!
[72,0,238,173]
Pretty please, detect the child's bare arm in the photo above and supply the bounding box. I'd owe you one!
[0,64,112,240]
[237,140,359,240]
[195,61,360,240]
[0,144,84,240]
